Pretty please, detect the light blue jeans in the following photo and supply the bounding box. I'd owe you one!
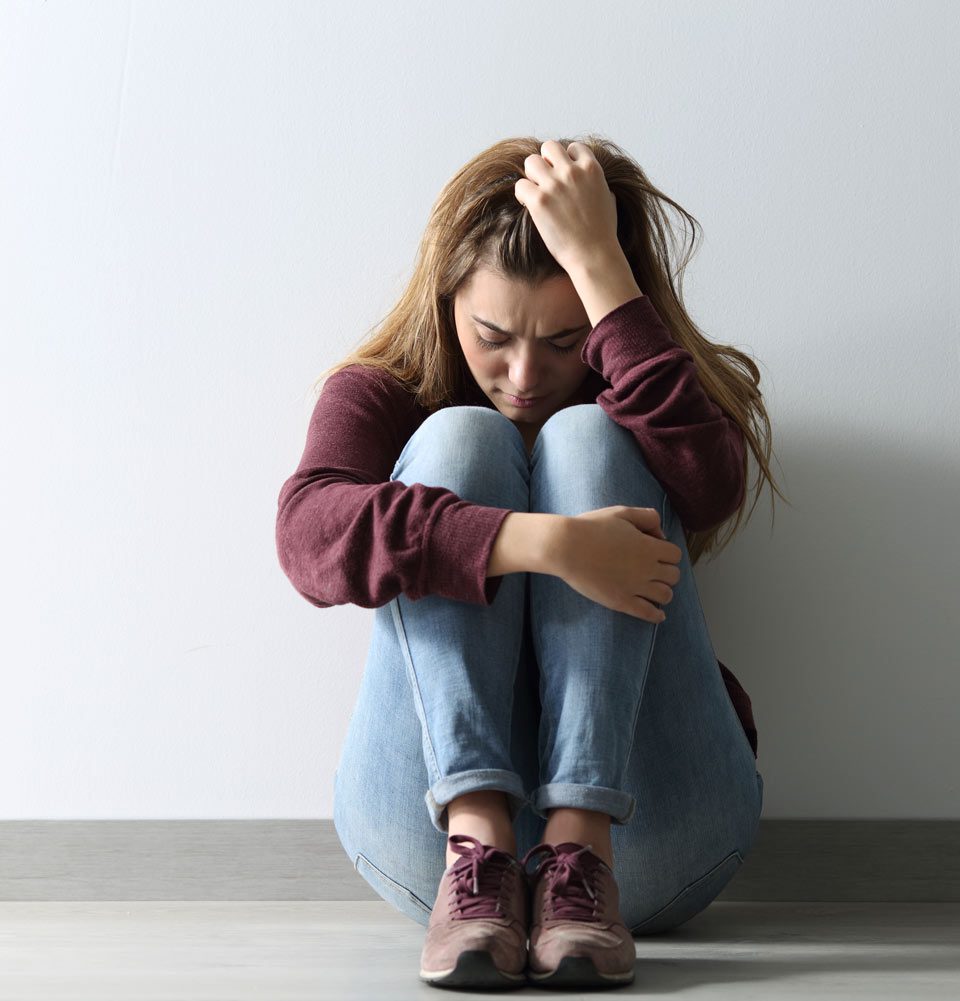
[333,403,763,934]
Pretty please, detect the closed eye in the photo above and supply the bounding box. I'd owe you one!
[473,334,581,355]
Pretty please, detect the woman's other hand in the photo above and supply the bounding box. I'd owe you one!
[553,506,682,623]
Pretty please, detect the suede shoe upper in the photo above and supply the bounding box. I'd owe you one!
[521,840,636,984]
[419,833,528,987]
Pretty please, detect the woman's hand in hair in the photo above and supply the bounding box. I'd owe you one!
[514,140,620,274]
[552,506,682,624]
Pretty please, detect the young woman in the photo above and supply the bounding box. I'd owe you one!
[276,135,786,991]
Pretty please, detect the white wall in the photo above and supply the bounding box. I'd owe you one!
[2,0,957,820]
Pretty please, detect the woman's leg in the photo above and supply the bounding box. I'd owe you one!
[332,406,544,925]
[333,598,440,926]
[528,404,763,934]
[384,406,533,833]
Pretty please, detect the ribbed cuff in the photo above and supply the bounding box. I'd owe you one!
[581,294,677,373]
[420,501,514,605]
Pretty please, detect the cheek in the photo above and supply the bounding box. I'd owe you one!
[464,346,498,375]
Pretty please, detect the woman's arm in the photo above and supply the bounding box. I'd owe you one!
[485,512,570,578]
[276,366,516,609]
[569,279,746,533]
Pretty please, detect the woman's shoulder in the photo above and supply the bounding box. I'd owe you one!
[321,363,423,409]
[323,362,407,392]
[314,364,433,440]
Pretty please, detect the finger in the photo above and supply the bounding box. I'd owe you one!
[658,564,681,584]
[629,596,666,623]
[622,506,662,530]
[514,177,539,205]
[641,579,673,603]
[565,141,598,172]
[540,140,571,167]
[523,152,552,183]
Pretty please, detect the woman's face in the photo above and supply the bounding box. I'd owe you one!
[453,266,591,439]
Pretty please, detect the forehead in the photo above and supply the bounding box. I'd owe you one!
[460,267,579,312]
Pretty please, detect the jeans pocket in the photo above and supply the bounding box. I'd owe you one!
[354,852,434,925]
[629,849,745,937]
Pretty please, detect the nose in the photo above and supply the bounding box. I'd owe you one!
[509,348,545,393]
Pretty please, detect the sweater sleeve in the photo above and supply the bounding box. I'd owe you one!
[583,295,746,532]
[275,366,514,609]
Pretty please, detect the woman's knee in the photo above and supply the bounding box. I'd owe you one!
[536,404,675,525]
[540,402,606,435]
[413,405,521,454]
[540,405,651,471]
[392,406,527,503]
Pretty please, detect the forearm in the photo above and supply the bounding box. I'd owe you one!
[486,512,571,578]
[566,246,644,329]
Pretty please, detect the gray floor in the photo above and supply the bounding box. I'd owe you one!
[0,901,958,999]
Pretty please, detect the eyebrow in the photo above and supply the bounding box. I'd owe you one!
[470,314,590,340]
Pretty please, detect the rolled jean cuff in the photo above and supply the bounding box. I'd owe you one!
[530,782,636,825]
[425,768,529,833]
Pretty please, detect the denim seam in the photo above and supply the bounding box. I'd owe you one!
[389,597,441,783]
[354,851,433,918]
[620,482,671,770]
[628,848,743,935]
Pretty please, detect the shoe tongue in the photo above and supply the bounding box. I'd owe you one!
[554,841,592,855]
[446,841,516,874]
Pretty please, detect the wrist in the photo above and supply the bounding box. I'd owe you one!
[487,512,572,578]
[535,513,575,577]
[566,247,644,329]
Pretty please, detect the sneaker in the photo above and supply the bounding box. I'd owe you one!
[521,840,636,988]
[419,833,529,989]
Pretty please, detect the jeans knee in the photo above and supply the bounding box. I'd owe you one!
[416,404,516,445]
[540,403,656,477]
[536,404,673,520]
[541,401,604,432]
[391,406,526,501]
[400,406,520,463]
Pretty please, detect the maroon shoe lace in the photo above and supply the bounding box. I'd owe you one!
[520,841,605,920]
[446,833,519,920]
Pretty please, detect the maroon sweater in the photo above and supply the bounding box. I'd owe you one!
[276,295,758,757]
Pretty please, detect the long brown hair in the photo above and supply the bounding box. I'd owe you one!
[310,133,789,565]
